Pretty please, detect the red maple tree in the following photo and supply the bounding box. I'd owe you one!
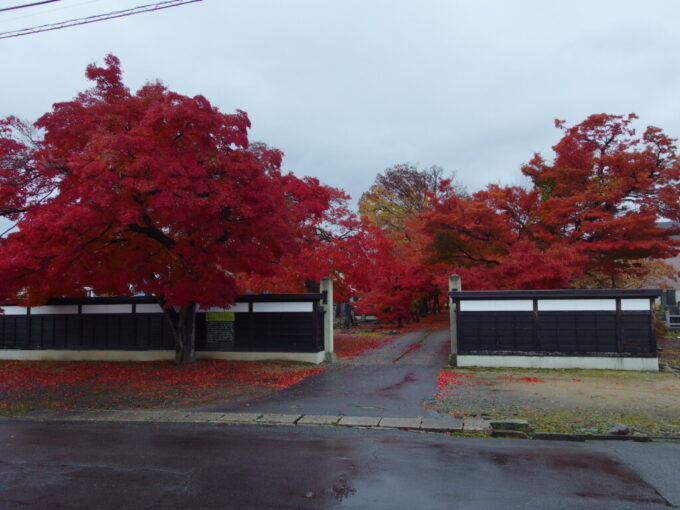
[418,114,680,289]
[0,55,337,363]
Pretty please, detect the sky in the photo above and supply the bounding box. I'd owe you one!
[2,0,680,204]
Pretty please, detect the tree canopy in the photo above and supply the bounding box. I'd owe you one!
[3,56,679,339]
[0,55,342,362]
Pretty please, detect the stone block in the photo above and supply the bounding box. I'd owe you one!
[491,429,530,439]
[297,415,341,425]
[489,419,530,432]
[257,413,302,425]
[181,412,228,422]
[420,418,463,432]
[219,413,262,423]
[337,416,381,427]
[532,432,586,441]
[378,417,422,429]
[462,419,492,433]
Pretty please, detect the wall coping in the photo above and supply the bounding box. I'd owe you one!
[1,293,326,308]
[449,289,662,300]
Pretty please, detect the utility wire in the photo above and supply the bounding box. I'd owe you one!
[0,1,60,14]
[0,0,202,40]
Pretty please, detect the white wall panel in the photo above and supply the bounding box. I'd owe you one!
[253,302,313,313]
[459,300,533,312]
[135,303,163,314]
[537,299,616,311]
[30,305,78,315]
[0,306,28,316]
[82,304,133,314]
[457,355,658,371]
[620,299,651,311]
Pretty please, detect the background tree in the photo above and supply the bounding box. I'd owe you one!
[418,114,680,289]
[238,183,370,302]
[0,55,338,363]
[358,163,462,239]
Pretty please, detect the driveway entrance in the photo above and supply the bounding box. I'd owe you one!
[204,327,450,418]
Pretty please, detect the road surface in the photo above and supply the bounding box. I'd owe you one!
[1,419,678,509]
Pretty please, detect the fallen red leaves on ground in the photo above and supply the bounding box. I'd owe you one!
[390,312,449,333]
[435,370,476,399]
[494,375,545,383]
[0,360,323,412]
[334,333,397,360]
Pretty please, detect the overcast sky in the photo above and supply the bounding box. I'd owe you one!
[2,0,680,204]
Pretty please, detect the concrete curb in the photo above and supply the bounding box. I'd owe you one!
[9,410,480,434]
[5,411,678,442]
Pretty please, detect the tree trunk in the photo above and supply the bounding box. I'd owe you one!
[164,301,197,364]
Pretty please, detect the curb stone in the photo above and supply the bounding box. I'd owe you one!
[492,429,530,439]
[421,418,463,432]
[337,416,381,427]
[256,413,302,425]
[297,415,341,425]
[379,417,422,429]
[4,411,676,442]
[462,419,493,433]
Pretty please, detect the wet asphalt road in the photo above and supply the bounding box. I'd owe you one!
[204,329,451,417]
[1,420,679,509]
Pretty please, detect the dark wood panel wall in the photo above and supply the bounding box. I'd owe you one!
[450,290,660,357]
[0,294,325,354]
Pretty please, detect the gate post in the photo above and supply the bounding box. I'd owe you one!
[448,274,461,366]
[320,277,336,362]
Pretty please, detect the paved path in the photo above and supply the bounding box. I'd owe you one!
[2,420,678,509]
[203,328,451,417]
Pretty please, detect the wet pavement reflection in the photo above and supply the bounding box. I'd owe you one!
[1,420,676,509]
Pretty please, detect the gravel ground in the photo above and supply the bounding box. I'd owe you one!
[426,364,680,436]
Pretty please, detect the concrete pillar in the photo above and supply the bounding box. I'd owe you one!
[448,274,461,366]
[320,277,336,362]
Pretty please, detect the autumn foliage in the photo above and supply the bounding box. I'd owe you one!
[0,55,343,363]
[418,114,680,290]
[2,53,679,344]
[352,115,680,323]
[0,360,323,411]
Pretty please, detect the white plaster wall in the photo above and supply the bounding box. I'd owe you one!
[620,299,652,311]
[0,349,324,364]
[459,300,533,312]
[135,304,164,313]
[30,305,79,315]
[457,355,658,371]
[0,306,28,315]
[537,299,616,311]
[82,304,133,314]
[252,302,313,313]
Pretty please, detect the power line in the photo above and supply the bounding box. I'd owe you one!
[0,0,203,40]
[0,1,61,14]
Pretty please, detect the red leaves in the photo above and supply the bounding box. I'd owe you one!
[334,332,397,360]
[415,114,680,290]
[518,377,545,383]
[0,55,344,318]
[435,370,475,399]
[494,375,545,383]
[0,360,324,410]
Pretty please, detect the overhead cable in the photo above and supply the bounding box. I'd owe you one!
[0,0,203,40]
[0,1,61,14]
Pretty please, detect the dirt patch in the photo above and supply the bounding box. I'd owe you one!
[427,366,680,436]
